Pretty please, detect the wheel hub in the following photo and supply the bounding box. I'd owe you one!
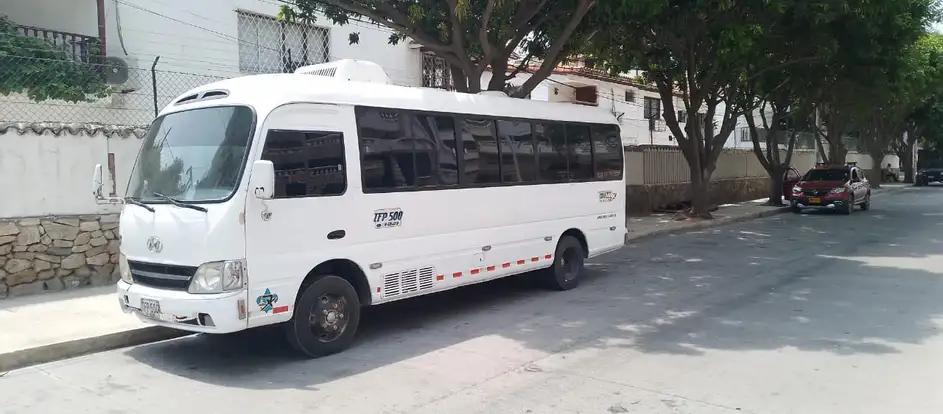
[310,294,347,340]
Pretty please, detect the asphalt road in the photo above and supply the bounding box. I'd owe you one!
[3,186,942,414]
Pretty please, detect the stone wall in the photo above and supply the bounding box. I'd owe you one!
[0,214,120,298]
[626,177,769,214]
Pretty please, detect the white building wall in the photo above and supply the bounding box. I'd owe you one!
[1,0,98,36]
[0,131,140,218]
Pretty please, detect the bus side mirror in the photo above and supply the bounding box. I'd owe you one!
[250,160,275,200]
[92,164,104,200]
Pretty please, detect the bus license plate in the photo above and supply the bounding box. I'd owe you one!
[808,197,821,204]
[140,298,161,318]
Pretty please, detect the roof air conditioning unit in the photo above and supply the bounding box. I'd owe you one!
[294,60,393,85]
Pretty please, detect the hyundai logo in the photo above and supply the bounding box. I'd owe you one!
[146,236,163,253]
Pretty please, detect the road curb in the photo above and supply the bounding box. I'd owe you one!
[625,206,790,244]
[0,326,189,373]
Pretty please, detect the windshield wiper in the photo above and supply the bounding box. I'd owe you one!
[124,197,155,213]
[152,192,208,213]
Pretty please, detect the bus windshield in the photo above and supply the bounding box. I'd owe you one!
[127,106,255,203]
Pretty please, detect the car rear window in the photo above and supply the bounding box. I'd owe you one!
[803,169,848,181]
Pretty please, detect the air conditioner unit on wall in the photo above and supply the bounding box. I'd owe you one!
[102,56,141,93]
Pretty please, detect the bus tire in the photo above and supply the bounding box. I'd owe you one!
[543,235,585,291]
[285,275,361,358]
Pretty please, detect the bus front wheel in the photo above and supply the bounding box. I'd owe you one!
[285,275,361,358]
[543,235,585,291]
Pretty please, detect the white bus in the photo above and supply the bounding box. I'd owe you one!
[93,60,626,357]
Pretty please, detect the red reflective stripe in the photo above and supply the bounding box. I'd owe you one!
[531,257,539,262]
[273,305,289,314]
[376,287,381,293]
[545,255,552,260]
[503,263,511,268]
[517,260,525,265]
[452,272,462,278]
[471,269,480,275]
[487,266,496,271]
[436,274,444,281]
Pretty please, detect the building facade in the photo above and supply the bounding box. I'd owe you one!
[1,0,423,126]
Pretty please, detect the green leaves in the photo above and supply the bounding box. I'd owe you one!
[0,15,110,103]
[279,0,600,95]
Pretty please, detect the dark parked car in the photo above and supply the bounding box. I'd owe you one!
[790,163,871,214]
[915,160,943,186]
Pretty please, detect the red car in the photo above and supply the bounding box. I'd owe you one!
[790,163,871,214]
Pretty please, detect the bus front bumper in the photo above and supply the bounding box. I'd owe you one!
[117,281,249,334]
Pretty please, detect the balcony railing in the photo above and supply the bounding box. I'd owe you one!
[15,25,103,64]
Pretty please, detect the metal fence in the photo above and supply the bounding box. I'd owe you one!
[0,55,226,127]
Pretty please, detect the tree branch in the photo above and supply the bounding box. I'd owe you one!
[308,0,451,54]
[512,0,595,97]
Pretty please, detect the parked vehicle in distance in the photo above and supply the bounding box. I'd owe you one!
[789,162,871,214]
[915,160,943,186]
[90,60,627,358]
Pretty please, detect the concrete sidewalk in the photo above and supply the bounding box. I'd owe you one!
[0,183,911,372]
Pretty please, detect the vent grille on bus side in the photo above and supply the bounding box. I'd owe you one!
[382,267,435,298]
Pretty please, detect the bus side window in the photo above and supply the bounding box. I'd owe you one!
[565,124,594,181]
[496,120,538,183]
[357,107,414,191]
[534,122,568,182]
[261,130,347,197]
[591,125,624,180]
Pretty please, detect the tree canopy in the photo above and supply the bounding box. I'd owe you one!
[584,0,934,215]
[278,0,603,96]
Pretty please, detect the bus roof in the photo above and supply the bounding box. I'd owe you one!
[160,73,620,126]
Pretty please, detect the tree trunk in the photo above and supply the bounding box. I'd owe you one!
[767,166,786,206]
[903,139,916,183]
[828,140,848,165]
[869,152,884,189]
[689,166,713,219]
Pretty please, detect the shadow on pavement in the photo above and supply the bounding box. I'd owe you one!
[122,186,943,390]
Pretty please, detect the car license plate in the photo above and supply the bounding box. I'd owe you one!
[808,197,821,204]
[140,298,161,318]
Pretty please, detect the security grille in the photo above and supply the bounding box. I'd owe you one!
[421,52,452,90]
[236,11,330,75]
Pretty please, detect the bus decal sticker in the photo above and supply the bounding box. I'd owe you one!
[373,208,404,229]
[598,191,617,202]
[256,288,279,313]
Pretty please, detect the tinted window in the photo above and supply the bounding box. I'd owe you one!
[565,124,594,180]
[460,118,501,185]
[534,123,568,182]
[803,169,849,181]
[496,120,537,183]
[262,130,346,197]
[357,107,414,191]
[414,115,460,187]
[591,125,623,180]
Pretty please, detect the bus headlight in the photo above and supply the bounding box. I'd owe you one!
[118,253,132,284]
[188,260,247,294]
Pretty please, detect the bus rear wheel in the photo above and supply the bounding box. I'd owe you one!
[285,275,361,358]
[543,235,585,291]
